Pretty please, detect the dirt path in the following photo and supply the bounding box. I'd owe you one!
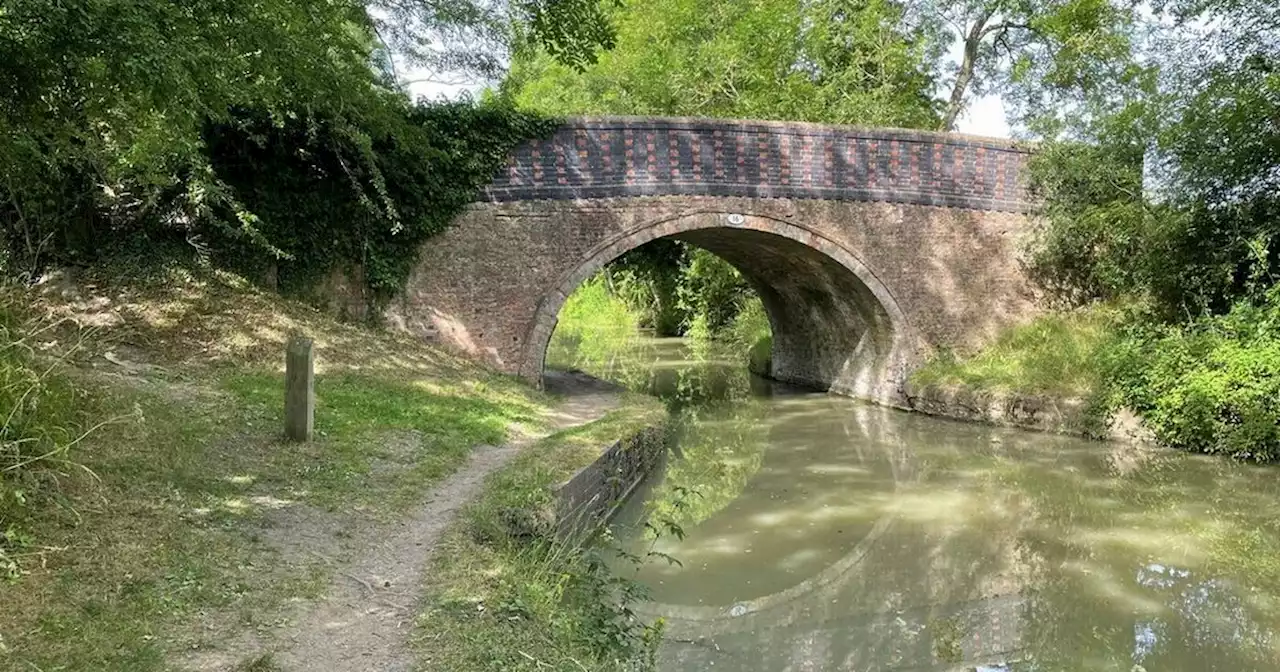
[183,371,620,672]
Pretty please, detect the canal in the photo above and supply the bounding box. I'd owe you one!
[548,335,1280,671]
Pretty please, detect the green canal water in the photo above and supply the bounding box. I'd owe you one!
[548,335,1280,671]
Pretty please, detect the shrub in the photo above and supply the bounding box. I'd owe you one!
[728,296,770,349]
[1105,292,1280,461]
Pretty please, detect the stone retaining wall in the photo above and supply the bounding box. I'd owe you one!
[553,422,670,539]
[903,382,1152,443]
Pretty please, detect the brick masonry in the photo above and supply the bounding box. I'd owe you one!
[485,117,1033,213]
[554,423,670,540]
[383,117,1040,406]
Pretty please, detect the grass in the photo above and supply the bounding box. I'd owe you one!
[0,267,557,671]
[910,308,1118,399]
[220,370,544,511]
[415,396,667,672]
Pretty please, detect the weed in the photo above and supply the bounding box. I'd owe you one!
[0,287,104,581]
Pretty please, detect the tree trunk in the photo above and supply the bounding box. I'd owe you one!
[941,11,993,132]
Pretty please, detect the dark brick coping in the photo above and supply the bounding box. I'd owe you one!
[482,117,1035,213]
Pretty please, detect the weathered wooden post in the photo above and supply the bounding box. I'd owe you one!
[285,335,314,442]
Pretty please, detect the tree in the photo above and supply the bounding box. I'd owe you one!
[375,0,619,86]
[0,0,614,278]
[923,0,1142,131]
[1026,0,1280,315]
[504,0,942,127]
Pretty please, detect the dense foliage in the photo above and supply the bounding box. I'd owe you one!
[0,0,611,303]
[1011,0,1280,458]
[545,275,640,370]
[204,104,556,299]
[505,0,942,126]
[1028,0,1278,316]
[1101,293,1280,461]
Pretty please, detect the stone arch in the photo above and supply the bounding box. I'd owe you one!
[519,210,923,404]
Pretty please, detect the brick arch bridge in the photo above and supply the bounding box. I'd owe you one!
[385,117,1038,405]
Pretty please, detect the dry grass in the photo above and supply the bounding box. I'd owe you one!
[31,266,486,378]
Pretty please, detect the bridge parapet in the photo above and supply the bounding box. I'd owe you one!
[484,116,1034,213]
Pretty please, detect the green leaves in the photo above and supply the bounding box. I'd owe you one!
[0,0,606,289]
[1107,293,1280,461]
[203,100,557,304]
[505,0,942,127]
[1025,0,1280,318]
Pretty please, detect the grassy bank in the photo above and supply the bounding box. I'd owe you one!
[0,268,554,670]
[910,297,1280,463]
[415,396,668,672]
[548,272,772,378]
[910,309,1117,399]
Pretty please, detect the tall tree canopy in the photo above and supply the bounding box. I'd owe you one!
[1028,0,1280,316]
[504,0,943,128]
[505,0,1143,134]
[923,0,1141,131]
[0,0,613,282]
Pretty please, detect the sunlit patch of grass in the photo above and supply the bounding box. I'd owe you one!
[546,275,641,372]
[415,397,667,672]
[0,380,334,671]
[33,265,493,379]
[910,308,1118,399]
[220,369,549,510]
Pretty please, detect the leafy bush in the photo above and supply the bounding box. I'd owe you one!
[675,248,753,336]
[727,296,770,349]
[747,334,773,377]
[1104,292,1280,461]
[1025,140,1152,307]
[599,242,763,341]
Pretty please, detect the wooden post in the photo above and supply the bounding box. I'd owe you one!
[285,335,314,442]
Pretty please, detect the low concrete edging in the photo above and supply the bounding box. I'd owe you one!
[903,382,1152,443]
[552,422,671,540]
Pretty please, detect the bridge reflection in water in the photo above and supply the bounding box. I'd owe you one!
[556,336,1280,672]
